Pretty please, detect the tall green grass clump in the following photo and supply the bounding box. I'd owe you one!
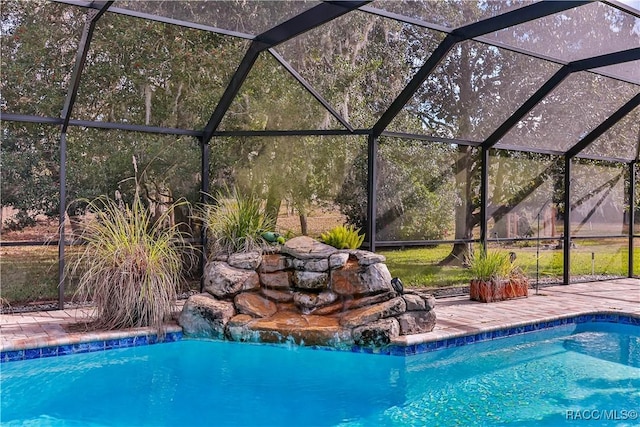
[320,224,365,249]
[68,192,192,334]
[199,188,274,256]
[467,248,514,282]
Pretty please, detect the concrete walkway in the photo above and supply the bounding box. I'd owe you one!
[1,278,638,352]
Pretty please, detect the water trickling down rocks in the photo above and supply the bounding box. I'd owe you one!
[178,236,436,349]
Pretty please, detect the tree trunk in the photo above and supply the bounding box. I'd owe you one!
[264,187,281,226]
[439,145,475,266]
[439,45,477,267]
[299,213,308,236]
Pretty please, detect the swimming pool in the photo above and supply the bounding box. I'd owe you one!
[1,321,638,426]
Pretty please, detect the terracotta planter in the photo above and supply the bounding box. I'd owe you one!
[470,278,529,303]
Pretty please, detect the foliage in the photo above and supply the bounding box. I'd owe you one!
[467,248,515,282]
[0,123,60,228]
[199,188,275,256]
[2,0,637,266]
[211,134,360,236]
[1,1,227,228]
[320,224,364,250]
[336,139,456,241]
[67,190,192,334]
[396,9,638,264]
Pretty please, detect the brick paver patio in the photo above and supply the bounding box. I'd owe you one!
[1,278,638,352]
[398,277,640,345]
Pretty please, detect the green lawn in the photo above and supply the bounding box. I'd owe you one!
[1,240,637,304]
[1,245,200,306]
[1,246,66,304]
[381,240,637,288]
[379,245,474,288]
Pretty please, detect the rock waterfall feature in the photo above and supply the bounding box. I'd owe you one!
[178,236,436,349]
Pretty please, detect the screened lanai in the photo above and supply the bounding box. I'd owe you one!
[1,0,639,309]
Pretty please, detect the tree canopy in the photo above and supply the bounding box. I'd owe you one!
[1,0,638,258]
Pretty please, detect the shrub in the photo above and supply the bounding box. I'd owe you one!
[320,224,365,249]
[467,248,515,282]
[67,193,192,334]
[199,188,275,256]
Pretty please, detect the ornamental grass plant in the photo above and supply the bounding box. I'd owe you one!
[467,248,515,282]
[67,190,193,334]
[198,187,275,256]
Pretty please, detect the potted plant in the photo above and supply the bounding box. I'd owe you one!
[468,248,528,303]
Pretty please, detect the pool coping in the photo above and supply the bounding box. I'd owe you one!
[383,310,640,357]
[1,325,182,362]
[2,310,638,362]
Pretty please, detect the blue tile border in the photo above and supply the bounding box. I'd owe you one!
[2,312,638,362]
[0,331,182,363]
[284,312,640,357]
[384,312,640,357]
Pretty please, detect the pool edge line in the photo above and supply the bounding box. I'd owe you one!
[384,310,640,356]
[2,310,638,362]
[1,328,182,363]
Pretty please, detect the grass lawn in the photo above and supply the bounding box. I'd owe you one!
[1,239,636,304]
[381,239,636,288]
[1,245,67,304]
[379,245,474,288]
[1,245,200,306]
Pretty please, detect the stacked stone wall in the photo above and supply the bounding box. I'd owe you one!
[179,236,436,348]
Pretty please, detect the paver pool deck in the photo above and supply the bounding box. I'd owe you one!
[1,278,638,353]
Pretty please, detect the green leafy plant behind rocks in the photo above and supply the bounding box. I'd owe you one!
[67,192,193,334]
[467,248,514,282]
[200,188,275,256]
[320,224,365,250]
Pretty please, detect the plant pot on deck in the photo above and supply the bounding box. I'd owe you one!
[470,278,529,303]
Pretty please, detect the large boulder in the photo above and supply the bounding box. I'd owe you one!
[281,236,337,260]
[332,260,394,296]
[178,294,235,339]
[228,252,262,270]
[292,271,328,290]
[235,292,278,318]
[340,297,407,328]
[353,318,400,347]
[204,261,260,298]
[260,271,291,289]
[258,254,289,273]
[397,311,437,335]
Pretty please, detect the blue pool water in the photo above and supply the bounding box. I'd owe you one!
[1,322,639,426]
